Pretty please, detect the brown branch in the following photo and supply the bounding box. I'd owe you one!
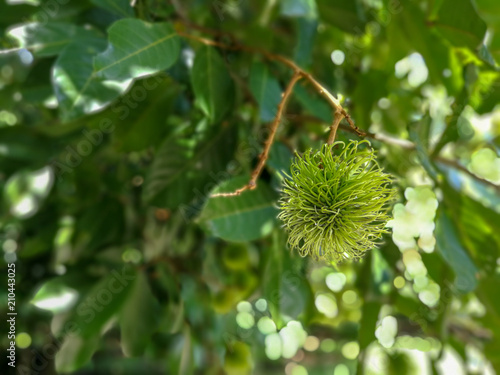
[177,29,351,122]
[287,113,500,192]
[212,72,303,197]
[435,156,500,193]
[327,110,344,145]
[177,29,365,196]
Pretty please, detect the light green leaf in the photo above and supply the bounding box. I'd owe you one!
[198,176,279,241]
[94,19,180,81]
[52,39,132,120]
[7,22,102,57]
[191,46,235,123]
[433,0,487,49]
[30,278,78,314]
[435,210,478,293]
[120,271,161,357]
[249,62,282,122]
[90,0,134,17]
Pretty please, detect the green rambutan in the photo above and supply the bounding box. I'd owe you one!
[278,140,396,263]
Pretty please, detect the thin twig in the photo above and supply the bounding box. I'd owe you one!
[286,113,500,192]
[177,27,366,196]
[212,72,303,197]
[327,110,344,145]
[435,156,500,193]
[177,30,349,117]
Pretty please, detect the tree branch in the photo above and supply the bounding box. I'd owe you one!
[211,72,303,197]
[177,29,352,127]
[177,27,500,195]
[327,110,344,145]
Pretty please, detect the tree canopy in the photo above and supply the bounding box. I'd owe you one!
[1,0,500,374]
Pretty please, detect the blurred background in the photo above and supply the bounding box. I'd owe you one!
[0,0,500,374]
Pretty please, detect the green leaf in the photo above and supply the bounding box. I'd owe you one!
[435,209,478,293]
[7,22,103,57]
[55,335,100,373]
[52,39,132,120]
[108,75,180,152]
[191,46,235,124]
[94,19,180,81]
[280,0,318,19]
[54,267,136,371]
[197,176,279,241]
[90,0,134,17]
[142,123,237,208]
[408,116,440,181]
[73,197,125,253]
[249,62,282,122]
[352,70,390,130]
[439,181,500,273]
[30,278,78,314]
[294,18,318,67]
[358,301,382,350]
[120,271,161,357]
[294,84,333,123]
[0,126,58,176]
[387,1,450,84]
[432,0,487,49]
[477,275,500,373]
[70,266,136,339]
[263,230,312,327]
[267,141,293,176]
[317,0,366,34]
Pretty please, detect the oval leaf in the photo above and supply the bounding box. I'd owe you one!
[7,22,102,57]
[191,46,235,123]
[198,176,279,241]
[120,271,161,357]
[53,39,132,120]
[249,62,282,122]
[94,19,180,81]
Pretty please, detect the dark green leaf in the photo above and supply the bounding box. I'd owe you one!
[294,18,318,67]
[191,46,235,124]
[435,209,478,293]
[249,62,282,122]
[120,271,161,357]
[198,176,279,241]
[263,230,312,327]
[55,335,100,373]
[90,0,134,17]
[317,0,366,34]
[432,0,487,49]
[280,0,318,19]
[142,123,237,208]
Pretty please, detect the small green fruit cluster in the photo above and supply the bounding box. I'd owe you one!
[278,140,396,263]
[212,243,258,314]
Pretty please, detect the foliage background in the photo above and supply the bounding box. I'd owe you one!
[1,0,500,374]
